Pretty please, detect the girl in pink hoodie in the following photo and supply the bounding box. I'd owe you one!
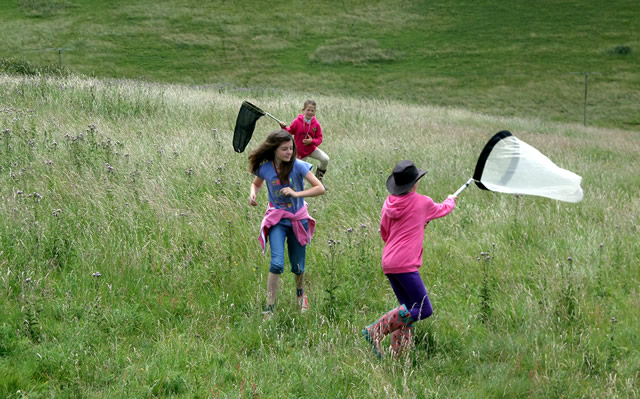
[362,160,457,357]
[279,100,330,183]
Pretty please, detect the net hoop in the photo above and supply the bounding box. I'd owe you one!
[241,101,266,116]
[473,130,514,191]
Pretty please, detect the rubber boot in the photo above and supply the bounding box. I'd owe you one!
[390,325,414,358]
[361,304,412,358]
[315,168,326,182]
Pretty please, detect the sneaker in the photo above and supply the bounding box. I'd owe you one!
[262,305,274,321]
[297,293,309,313]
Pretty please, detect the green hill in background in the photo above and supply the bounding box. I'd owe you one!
[1,0,638,130]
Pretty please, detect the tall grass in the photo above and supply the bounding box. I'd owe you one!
[0,74,639,397]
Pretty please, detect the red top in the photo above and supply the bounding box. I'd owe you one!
[285,114,323,159]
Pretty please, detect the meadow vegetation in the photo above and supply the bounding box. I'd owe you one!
[0,74,638,397]
[0,0,638,130]
[1,0,639,397]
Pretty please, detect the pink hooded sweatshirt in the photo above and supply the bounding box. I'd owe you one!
[285,114,323,159]
[258,203,316,254]
[380,192,455,274]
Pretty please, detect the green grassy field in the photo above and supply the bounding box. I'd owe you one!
[1,0,639,130]
[0,74,638,397]
[2,1,640,397]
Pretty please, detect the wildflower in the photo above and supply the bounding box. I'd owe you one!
[92,272,101,278]
[346,227,353,233]
[599,243,604,248]
[16,190,23,195]
[567,257,573,262]
[360,223,366,229]
[105,163,114,173]
[25,278,31,283]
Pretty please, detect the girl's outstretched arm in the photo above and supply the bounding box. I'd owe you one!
[249,177,264,206]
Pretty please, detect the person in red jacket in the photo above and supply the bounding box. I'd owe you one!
[279,100,330,183]
[362,160,458,358]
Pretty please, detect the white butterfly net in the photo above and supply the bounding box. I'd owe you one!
[474,131,583,203]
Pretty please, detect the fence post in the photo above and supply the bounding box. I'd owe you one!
[572,72,601,126]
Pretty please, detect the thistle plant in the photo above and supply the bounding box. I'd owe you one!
[478,250,493,326]
[596,242,606,297]
[323,238,341,321]
[606,316,618,372]
[22,278,41,344]
[557,256,579,326]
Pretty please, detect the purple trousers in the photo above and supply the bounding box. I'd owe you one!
[386,271,433,322]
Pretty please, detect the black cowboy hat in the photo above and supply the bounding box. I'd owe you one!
[386,160,428,195]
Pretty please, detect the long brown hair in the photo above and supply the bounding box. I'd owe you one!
[248,130,297,181]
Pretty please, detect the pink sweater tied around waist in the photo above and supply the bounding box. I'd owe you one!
[258,203,316,254]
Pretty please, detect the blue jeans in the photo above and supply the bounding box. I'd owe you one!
[268,221,308,275]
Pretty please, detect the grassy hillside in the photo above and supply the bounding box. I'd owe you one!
[1,0,638,130]
[0,74,638,397]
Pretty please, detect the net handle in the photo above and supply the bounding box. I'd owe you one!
[453,178,474,196]
[264,112,284,125]
[242,101,284,124]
